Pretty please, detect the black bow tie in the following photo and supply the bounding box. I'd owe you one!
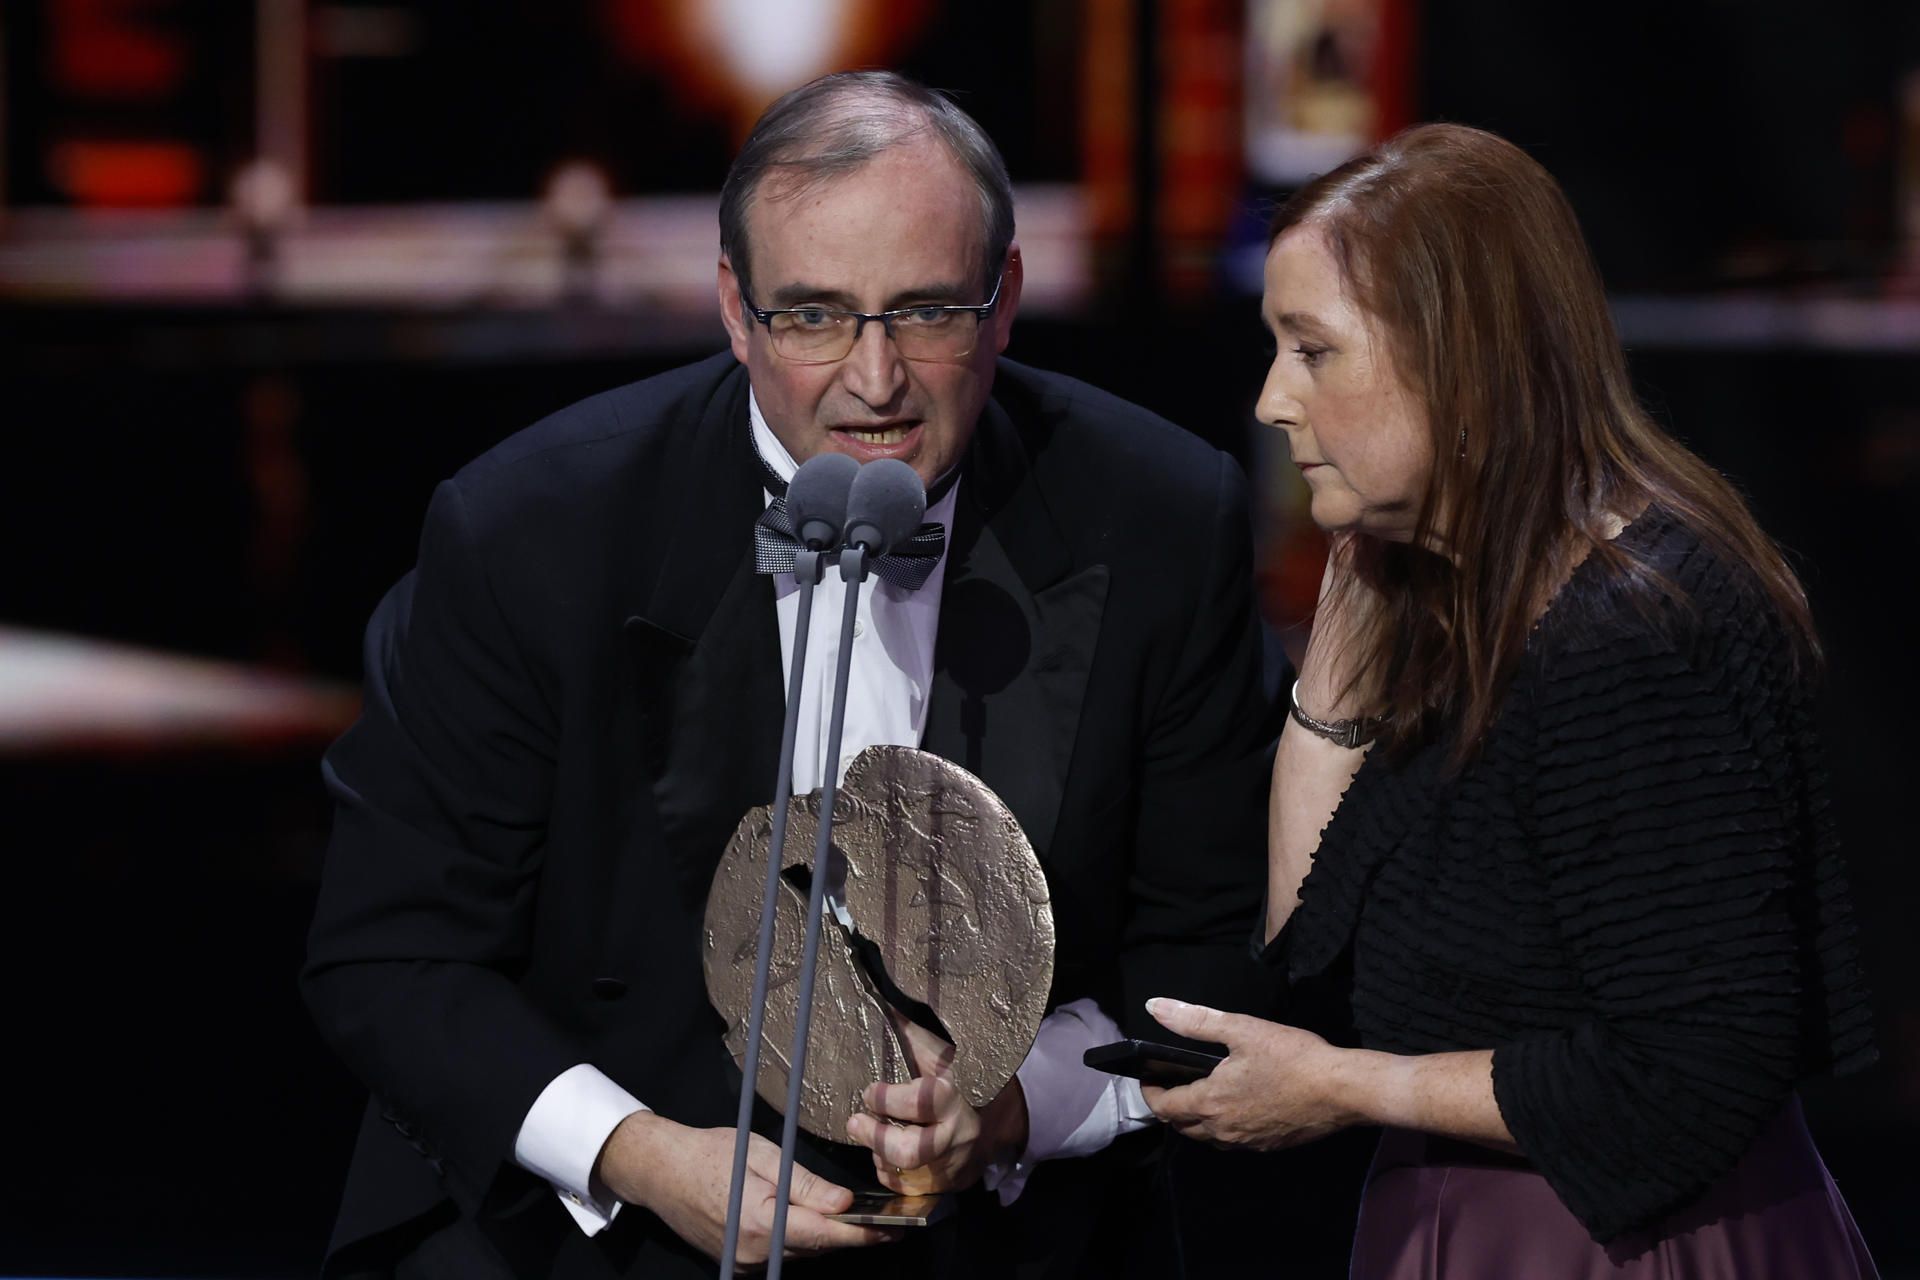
[750,444,956,592]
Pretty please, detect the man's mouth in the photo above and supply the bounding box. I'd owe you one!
[845,425,912,446]
[832,422,922,456]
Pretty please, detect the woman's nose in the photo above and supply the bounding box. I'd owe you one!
[1256,366,1301,432]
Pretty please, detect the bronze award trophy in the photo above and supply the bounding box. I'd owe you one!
[703,744,1056,1229]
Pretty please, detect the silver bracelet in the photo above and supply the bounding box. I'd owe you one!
[1288,679,1380,750]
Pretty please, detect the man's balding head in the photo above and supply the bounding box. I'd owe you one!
[719,71,1015,299]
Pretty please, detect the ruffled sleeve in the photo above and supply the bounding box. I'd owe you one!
[1491,578,1812,1243]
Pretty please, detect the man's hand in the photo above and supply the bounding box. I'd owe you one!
[844,1016,1029,1194]
[1138,997,1355,1152]
[593,1112,897,1270]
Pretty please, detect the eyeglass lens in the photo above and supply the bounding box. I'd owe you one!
[768,309,979,363]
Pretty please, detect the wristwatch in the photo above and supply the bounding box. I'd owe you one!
[1288,679,1380,750]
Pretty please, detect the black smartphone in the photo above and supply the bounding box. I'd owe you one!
[1083,1038,1224,1085]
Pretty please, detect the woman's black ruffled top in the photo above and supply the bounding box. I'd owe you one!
[1263,509,1876,1244]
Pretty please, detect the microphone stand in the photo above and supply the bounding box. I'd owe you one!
[718,545,828,1280]
[765,541,870,1279]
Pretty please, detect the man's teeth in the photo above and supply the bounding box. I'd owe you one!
[848,426,910,445]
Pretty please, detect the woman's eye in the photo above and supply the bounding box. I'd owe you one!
[1293,344,1326,366]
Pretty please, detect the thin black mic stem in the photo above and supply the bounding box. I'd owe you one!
[765,544,868,1278]
[719,548,826,1280]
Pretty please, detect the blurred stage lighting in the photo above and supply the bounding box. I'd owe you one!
[0,626,358,758]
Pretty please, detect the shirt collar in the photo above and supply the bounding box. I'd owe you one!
[748,389,799,492]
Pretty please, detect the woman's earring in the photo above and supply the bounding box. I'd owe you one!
[1458,426,1467,459]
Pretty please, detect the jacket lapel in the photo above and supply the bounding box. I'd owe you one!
[623,365,787,910]
[921,395,1108,860]
[622,367,1110,901]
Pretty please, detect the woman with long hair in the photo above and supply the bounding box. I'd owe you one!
[1142,123,1879,1275]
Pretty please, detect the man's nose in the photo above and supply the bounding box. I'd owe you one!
[840,316,908,406]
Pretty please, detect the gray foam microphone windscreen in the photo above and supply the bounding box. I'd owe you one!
[787,452,859,549]
[843,459,927,556]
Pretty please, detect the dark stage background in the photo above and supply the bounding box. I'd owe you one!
[3,1,1917,1275]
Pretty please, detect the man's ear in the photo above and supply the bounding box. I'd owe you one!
[990,243,1025,356]
[717,255,754,366]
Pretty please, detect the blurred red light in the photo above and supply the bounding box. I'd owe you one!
[49,138,205,206]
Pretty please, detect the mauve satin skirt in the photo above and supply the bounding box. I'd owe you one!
[1349,1099,1878,1279]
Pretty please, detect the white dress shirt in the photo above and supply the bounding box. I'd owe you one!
[512,393,1152,1234]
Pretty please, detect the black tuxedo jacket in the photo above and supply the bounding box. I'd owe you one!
[303,354,1275,1277]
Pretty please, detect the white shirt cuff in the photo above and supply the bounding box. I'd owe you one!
[980,997,1156,1205]
[512,1063,649,1235]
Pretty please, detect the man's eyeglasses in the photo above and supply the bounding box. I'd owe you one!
[741,274,1005,365]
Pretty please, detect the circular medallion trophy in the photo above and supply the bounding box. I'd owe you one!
[703,745,1055,1218]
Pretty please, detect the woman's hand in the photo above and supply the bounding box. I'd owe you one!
[1138,997,1358,1152]
[1142,998,1518,1155]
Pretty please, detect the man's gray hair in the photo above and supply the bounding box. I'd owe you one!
[719,71,1015,300]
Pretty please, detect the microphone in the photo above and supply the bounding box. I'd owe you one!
[786,452,859,550]
[763,457,928,1278]
[718,451,858,1280]
[842,458,927,556]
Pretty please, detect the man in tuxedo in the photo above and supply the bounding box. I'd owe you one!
[303,71,1274,1278]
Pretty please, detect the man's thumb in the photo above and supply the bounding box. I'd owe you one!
[787,1161,853,1212]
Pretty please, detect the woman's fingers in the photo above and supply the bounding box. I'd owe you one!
[1144,996,1243,1046]
[1141,1079,1207,1125]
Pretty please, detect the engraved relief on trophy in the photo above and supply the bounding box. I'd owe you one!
[702,746,1056,1142]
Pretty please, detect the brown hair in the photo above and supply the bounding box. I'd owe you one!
[1271,123,1818,765]
[720,71,1013,300]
